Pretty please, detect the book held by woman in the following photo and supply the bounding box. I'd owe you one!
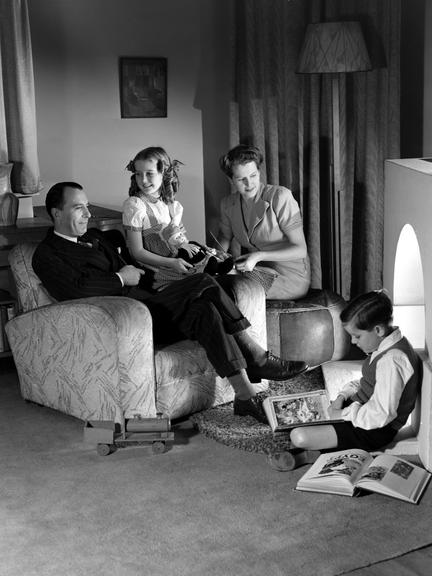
[296,449,431,504]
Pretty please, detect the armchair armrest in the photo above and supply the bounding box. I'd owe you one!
[6,296,157,423]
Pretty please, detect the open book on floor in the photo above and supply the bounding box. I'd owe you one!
[296,449,431,504]
[262,389,343,433]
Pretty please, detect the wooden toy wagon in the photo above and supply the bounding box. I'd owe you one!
[84,413,175,456]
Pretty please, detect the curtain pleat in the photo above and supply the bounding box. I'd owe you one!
[230,0,400,299]
[0,0,42,194]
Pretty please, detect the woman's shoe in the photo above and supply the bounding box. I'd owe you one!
[247,352,308,382]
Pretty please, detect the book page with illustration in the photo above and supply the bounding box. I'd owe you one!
[296,449,431,503]
[263,389,343,432]
[356,454,431,503]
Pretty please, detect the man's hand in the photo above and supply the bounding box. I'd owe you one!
[118,265,146,286]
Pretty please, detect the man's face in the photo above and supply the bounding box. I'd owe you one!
[53,187,91,238]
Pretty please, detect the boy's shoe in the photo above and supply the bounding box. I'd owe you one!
[267,449,320,472]
[247,352,308,383]
[233,396,267,424]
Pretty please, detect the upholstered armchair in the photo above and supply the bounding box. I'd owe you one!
[5,243,268,424]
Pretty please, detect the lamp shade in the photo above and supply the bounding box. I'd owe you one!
[297,21,371,74]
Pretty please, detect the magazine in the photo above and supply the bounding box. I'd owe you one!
[262,389,343,433]
[296,449,431,504]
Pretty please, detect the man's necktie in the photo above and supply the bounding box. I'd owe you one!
[77,237,93,248]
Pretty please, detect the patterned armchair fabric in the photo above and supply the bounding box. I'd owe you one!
[6,243,267,423]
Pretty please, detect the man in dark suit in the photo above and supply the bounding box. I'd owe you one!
[33,182,308,422]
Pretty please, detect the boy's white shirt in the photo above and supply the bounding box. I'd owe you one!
[340,328,415,430]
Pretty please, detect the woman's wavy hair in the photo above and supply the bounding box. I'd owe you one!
[219,144,264,178]
[126,146,182,204]
[340,290,393,330]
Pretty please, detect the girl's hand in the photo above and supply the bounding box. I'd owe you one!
[234,253,261,273]
[180,243,202,258]
[163,258,194,274]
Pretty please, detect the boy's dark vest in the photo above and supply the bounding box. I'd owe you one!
[351,337,422,430]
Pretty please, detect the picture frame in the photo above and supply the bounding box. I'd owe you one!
[119,57,167,118]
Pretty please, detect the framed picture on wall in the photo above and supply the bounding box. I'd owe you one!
[119,57,167,118]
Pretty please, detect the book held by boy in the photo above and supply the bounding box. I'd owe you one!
[262,389,343,433]
[296,449,431,504]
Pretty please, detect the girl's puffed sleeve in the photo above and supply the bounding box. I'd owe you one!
[122,197,148,232]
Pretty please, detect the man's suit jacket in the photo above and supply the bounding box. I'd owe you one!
[32,228,152,302]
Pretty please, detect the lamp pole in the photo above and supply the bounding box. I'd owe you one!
[331,74,342,294]
[296,21,371,296]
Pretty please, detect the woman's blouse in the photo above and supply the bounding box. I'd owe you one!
[219,183,308,279]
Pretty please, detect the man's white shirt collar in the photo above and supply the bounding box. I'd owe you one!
[54,231,79,243]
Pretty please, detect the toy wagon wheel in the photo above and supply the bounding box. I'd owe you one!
[97,443,112,457]
[267,451,296,472]
[152,441,166,454]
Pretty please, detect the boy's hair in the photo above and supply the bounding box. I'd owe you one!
[340,290,393,330]
[45,181,83,221]
[125,146,182,204]
[219,144,263,178]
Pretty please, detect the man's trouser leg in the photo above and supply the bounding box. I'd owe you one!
[142,273,250,344]
[176,299,247,378]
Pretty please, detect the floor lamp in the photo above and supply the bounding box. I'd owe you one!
[297,21,371,295]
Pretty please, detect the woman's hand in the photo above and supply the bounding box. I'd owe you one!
[162,258,195,274]
[234,252,261,273]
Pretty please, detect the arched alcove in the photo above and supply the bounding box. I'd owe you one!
[392,224,425,348]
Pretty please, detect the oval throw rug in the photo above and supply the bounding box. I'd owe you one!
[190,367,325,454]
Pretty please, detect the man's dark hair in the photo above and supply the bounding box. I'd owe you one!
[340,290,393,330]
[45,182,83,221]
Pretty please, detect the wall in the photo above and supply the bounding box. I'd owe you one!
[28,0,231,242]
[400,0,425,157]
[424,0,432,155]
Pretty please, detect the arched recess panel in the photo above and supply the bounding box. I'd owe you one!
[393,224,425,349]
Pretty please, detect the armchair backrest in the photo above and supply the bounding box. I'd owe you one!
[8,243,56,313]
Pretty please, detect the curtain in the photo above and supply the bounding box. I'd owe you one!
[0,0,42,194]
[230,0,307,192]
[230,0,400,299]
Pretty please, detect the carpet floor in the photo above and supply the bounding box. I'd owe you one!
[191,367,324,453]
[1,358,432,576]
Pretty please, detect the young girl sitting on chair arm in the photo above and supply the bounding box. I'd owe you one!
[123,146,232,292]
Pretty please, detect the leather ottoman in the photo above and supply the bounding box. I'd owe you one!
[266,289,351,367]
